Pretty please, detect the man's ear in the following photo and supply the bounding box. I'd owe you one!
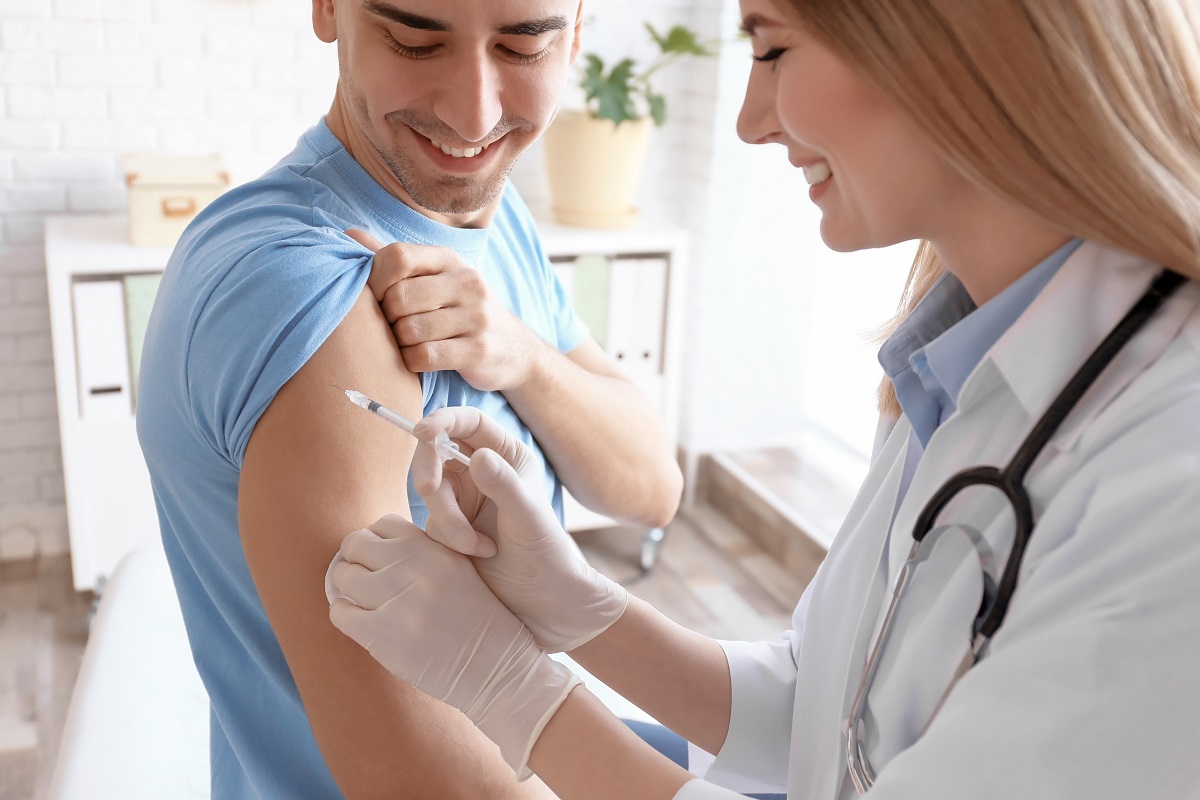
[313,0,337,43]
[568,1,584,64]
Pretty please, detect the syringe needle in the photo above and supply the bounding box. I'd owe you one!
[342,388,470,466]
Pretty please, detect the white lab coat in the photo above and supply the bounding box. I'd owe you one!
[678,242,1200,799]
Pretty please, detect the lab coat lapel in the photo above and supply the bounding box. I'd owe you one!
[986,242,1193,449]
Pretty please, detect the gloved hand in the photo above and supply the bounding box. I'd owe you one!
[327,514,581,779]
[410,406,629,652]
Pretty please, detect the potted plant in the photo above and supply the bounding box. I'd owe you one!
[544,23,714,228]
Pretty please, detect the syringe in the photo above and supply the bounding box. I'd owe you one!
[343,389,471,466]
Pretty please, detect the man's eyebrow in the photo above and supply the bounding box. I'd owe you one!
[361,3,567,37]
[498,16,569,37]
[363,1,451,32]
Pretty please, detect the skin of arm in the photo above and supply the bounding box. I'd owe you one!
[569,595,733,755]
[520,597,736,799]
[353,230,684,529]
[238,286,556,800]
[508,337,683,529]
[532,687,695,800]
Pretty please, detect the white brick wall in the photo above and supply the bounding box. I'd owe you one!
[0,0,338,561]
[0,0,736,562]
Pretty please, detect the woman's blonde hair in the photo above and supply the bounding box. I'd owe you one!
[770,1,1200,416]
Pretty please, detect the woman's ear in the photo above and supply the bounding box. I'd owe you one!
[313,0,337,44]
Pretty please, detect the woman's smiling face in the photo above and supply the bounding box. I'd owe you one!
[736,0,971,253]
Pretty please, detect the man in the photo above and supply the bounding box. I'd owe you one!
[135,1,682,797]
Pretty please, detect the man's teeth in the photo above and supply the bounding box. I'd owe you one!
[803,161,832,186]
[431,139,491,158]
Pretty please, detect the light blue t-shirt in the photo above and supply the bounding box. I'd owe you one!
[136,120,587,798]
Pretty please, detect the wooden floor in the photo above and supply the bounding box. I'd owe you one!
[0,558,92,800]
[0,502,823,800]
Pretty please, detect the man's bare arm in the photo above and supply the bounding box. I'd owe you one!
[238,287,557,799]
[507,337,683,529]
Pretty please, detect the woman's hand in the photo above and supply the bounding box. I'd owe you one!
[411,407,629,652]
[327,514,581,779]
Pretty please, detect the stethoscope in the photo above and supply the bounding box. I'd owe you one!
[846,267,1187,794]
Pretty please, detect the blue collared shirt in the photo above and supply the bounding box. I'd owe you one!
[879,238,1084,448]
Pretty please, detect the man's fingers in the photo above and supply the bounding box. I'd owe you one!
[389,300,472,345]
[345,228,384,253]
[357,236,456,303]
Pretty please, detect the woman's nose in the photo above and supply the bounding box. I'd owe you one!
[736,67,780,145]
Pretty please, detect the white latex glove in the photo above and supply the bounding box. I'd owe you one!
[327,514,581,779]
[410,406,629,652]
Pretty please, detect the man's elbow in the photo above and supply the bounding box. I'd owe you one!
[637,459,684,529]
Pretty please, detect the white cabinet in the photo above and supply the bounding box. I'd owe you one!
[45,215,174,592]
[44,214,687,591]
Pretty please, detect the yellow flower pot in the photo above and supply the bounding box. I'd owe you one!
[542,109,653,228]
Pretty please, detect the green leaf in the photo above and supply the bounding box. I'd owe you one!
[647,23,712,57]
[582,53,606,96]
[648,92,666,127]
[581,56,637,125]
[645,22,668,51]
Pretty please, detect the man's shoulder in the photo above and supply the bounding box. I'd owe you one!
[175,123,365,266]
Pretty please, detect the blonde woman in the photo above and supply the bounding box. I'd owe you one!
[325,1,1200,797]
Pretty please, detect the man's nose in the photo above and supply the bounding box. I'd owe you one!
[432,51,504,144]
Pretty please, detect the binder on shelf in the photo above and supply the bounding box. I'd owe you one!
[72,278,132,422]
[605,256,667,388]
[569,254,611,350]
[123,272,163,408]
[605,256,638,375]
[632,257,668,376]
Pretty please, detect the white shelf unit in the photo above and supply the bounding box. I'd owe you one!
[45,215,174,592]
[44,213,687,592]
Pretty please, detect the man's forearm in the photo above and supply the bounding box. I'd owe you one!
[504,340,683,528]
[569,596,733,756]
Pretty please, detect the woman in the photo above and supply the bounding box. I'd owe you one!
[327,1,1200,797]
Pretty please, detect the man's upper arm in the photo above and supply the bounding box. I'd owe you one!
[237,287,544,799]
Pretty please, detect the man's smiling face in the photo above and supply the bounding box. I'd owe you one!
[315,0,583,222]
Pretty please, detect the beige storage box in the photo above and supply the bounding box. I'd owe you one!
[123,154,230,246]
